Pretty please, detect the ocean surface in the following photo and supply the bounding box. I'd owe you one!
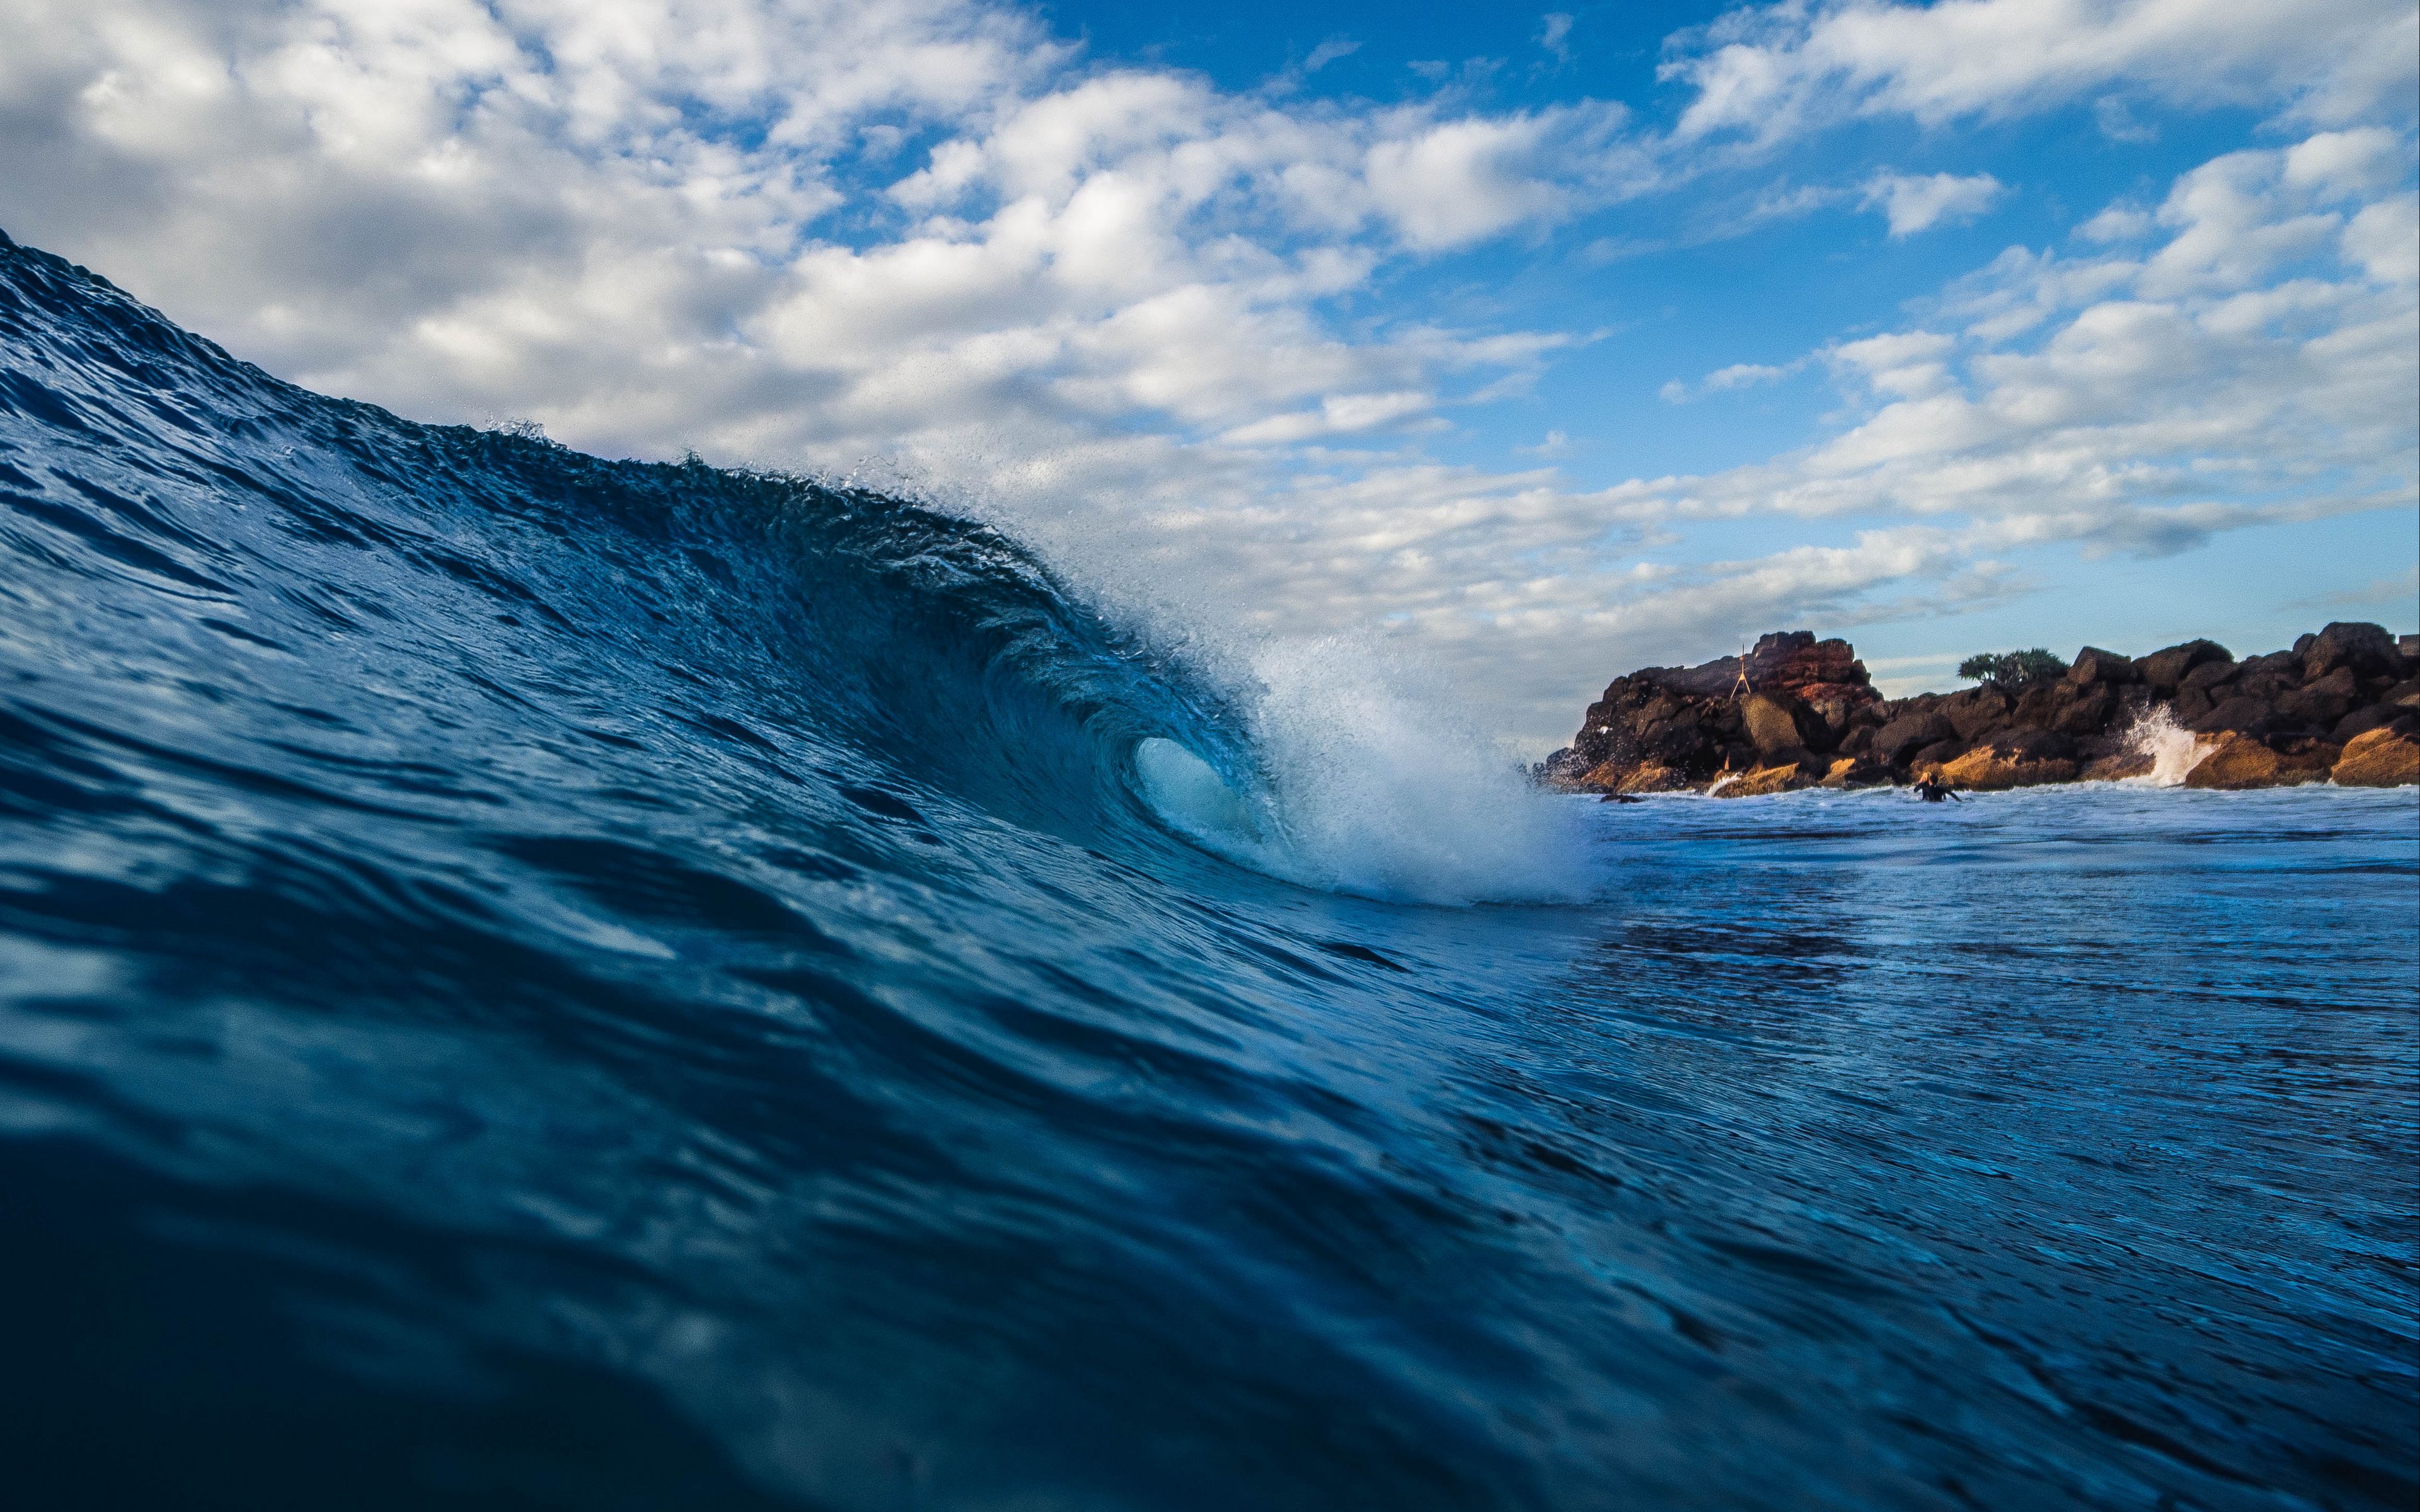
[3,229,2416,1511]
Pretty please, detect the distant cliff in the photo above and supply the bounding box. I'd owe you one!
[1541,625,2420,795]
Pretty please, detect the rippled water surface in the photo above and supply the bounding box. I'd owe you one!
[3,231,2416,1510]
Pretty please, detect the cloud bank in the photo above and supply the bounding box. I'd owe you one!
[1,0,2412,743]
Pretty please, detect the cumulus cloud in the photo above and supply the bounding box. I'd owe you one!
[1664,0,2419,146]
[1861,170,2003,236]
[0,0,2411,745]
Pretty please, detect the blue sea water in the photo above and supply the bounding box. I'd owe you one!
[1,228,2414,1510]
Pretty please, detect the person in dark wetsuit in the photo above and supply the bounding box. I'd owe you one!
[1913,773,1961,803]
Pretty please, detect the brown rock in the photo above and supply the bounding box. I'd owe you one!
[2277,668,2358,728]
[1944,685,2012,740]
[2334,704,2404,742]
[2302,621,2399,682]
[1875,711,1956,764]
[2067,646,2139,686]
[1741,692,1821,756]
[2190,695,2274,735]
[1615,764,1690,794]
[2139,639,2232,694]
[1925,730,2080,791]
[1908,737,1968,770]
[2331,724,2420,788]
[1713,763,1812,797]
[2182,733,2339,789]
[2080,749,2155,781]
[1819,756,1889,788]
[1577,760,1627,792]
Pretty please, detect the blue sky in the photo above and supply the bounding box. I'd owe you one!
[3,0,2414,744]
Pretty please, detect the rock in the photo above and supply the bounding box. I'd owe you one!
[2182,732,2339,789]
[2302,621,2399,682]
[1536,748,1589,788]
[2139,639,2232,694]
[1819,756,1888,788]
[2190,695,2275,735]
[2050,684,2119,736]
[2178,659,2238,697]
[1713,762,1812,797]
[1908,737,1968,770]
[1577,759,1627,791]
[1944,685,2012,740]
[1740,691,1818,756]
[2401,633,2420,663]
[1836,723,1877,759]
[2080,748,2154,781]
[2067,646,2138,686]
[2276,665,2359,728]
[1875,711,1956,765]
[1922,730,2080,791]
[2331,723,2420,787]
[1615,764,1690,794]
[2334,704,2403,742]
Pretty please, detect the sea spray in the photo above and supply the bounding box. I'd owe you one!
[1131,637,1599,904]
[2121,704,2211,786]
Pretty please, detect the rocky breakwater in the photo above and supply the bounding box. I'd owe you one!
[1542,623,2420,796]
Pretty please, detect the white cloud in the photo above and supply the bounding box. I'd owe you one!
[0,0,2410,746]
[1540,13,1575,64]
[1666,0,2418,146]
[1861,170,2004,236]
[1304,37,1359,72]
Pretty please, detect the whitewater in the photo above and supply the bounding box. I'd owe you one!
[1,230,2414,1509]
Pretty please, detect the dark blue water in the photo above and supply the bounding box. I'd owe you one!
[3,229,2414,1510]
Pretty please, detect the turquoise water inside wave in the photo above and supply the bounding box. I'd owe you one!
[2,230,2415,1509]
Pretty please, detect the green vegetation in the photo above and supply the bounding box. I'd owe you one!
[1958,648,2070,687]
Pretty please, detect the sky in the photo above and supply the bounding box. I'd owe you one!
[2,0,2414,748]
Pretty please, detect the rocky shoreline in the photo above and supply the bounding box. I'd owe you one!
[1540,624,2420,796]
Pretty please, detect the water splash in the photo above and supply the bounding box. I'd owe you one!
[1151,639,1598,905]
[2122,704,2211,786]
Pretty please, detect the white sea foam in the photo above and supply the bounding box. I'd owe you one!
[2121,705,2212,786]
[1136,638,1598,905]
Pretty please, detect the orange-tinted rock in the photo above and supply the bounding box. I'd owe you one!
[1712,764,1812,797]
[1925,733,2080,791]
[1615,764,1690,794]
[1820,757,1888,788]
[2182,733,2339,789]
[2331,725,2419,787]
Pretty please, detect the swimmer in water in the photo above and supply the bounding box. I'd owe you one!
[1912,773,1961,803]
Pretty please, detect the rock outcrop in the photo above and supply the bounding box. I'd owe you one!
[1544,622,2420,796]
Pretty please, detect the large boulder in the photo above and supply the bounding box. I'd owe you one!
[2066,647,2139,686]
[2334,704,2406,742]
[2331,722,2419,787]
[2276,666,2360,728]
[2139,639,2232,694]
[1741,691,1824,755]
[2302,621,2399,682]
[1874,711,1956,765]
[1925,730,2080,790]
[1943,685,2013,740]
[2182,733,2339,789]
[2189,695,2276,735]
[2048,684,2121,736]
